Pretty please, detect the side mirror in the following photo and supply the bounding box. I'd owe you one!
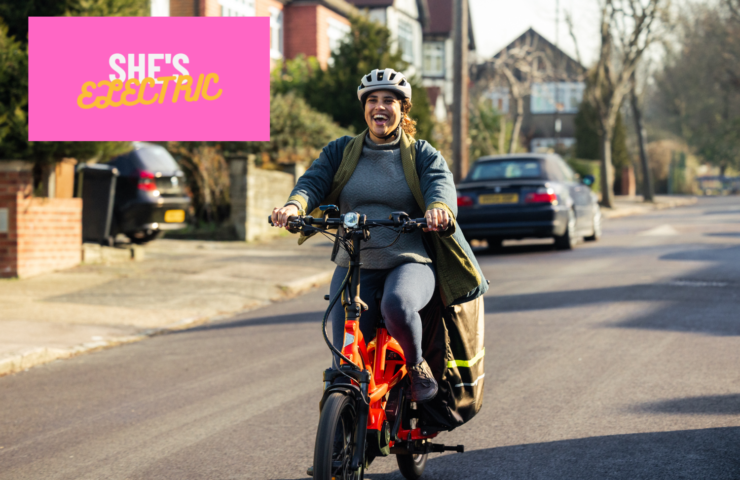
[582,175,595,187]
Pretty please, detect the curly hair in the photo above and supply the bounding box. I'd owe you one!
[400,98,417,138]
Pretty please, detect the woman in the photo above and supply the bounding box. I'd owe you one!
[272,68,487,404]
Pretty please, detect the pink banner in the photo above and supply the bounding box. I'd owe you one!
[29,17,270,141]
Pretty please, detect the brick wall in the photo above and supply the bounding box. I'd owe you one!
[169,0,196,16]
[0,162,82,279]
[284,5,319,61]
[316,5,350,69]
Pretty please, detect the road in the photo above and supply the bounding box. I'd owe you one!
[1,197,739,480]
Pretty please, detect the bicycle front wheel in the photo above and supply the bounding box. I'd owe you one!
[313,392,363,480]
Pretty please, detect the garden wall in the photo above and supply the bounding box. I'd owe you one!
[0,161,82,278]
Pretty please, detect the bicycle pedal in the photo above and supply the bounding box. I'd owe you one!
[307,465,314,476]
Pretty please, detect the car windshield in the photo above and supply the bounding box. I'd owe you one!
[468,159,542,181]
[135,147,180,173]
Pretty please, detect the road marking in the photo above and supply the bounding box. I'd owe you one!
[639,224,679,236]
[669,280,729,288]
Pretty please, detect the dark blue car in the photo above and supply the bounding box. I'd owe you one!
[456,154,602,250]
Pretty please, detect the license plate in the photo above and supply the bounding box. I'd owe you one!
[164,209,185,223]
[479,194,519,205]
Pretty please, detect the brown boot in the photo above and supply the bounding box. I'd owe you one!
[408,359,438,403]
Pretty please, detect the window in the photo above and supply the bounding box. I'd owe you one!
[469,159,543,181]
[328,18,351,55]
[423,42,444,77]
[219,0,255,17]
[488,87,509,113]
[398,19,414,63]
[531,82,585,114]
[270,8,283,59]
[150,0,169,16]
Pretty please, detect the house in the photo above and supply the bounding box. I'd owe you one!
[479,28,586,153]
[151,0,356,69]
[421,0,476,121]
[344,0,430,77]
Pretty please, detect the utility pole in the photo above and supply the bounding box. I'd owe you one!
[452,0,469,183]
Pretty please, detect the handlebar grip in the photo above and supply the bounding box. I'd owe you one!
[267,215,274,226]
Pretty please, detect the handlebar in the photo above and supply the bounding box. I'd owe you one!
[268,212,428,231]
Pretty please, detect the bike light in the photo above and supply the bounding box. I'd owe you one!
[525,188,558,205]
[343,212,359,229]
[138,171,157,191]
[457,195,474,207]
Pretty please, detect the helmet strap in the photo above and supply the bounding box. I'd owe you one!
[380,115,403,140]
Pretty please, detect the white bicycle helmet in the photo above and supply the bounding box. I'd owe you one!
[357,68,412,104]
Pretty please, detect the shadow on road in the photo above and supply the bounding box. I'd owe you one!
[173,310,325,334]
[363,427,740,480]
[473,243,556,257]
[631,394,740,415]
[705,232,740,238]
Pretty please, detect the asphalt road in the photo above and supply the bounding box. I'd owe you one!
[1,197,739,480]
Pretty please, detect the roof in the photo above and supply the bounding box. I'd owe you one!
[425,0,451,34]
[422,0,475,50]
[492,27,585,73]
[287,0,358,16]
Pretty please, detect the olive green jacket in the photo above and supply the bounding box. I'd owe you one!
[286,129,488,306]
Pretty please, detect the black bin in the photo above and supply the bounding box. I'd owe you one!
[77,165,119,245]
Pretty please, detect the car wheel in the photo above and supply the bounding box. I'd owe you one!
[127,230,163,245]
[554,209,577,250]
[486,238,503,250]
[584,208,602,242]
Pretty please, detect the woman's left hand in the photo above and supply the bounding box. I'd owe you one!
[424,208,450,232]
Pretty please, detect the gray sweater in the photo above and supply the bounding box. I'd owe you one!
[333,135,431,269]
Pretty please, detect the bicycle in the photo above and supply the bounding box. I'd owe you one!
[270,206,464,480]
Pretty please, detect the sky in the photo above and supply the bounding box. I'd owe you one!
[468,0,603,67]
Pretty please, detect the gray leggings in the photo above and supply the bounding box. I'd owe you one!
[328,262,436,368]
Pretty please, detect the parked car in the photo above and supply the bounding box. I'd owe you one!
[107,143,190,244]
[456,154,602,250]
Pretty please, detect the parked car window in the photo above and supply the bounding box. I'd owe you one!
[469,159,542,181]
[555,158,576,182]
[135,146,180,173]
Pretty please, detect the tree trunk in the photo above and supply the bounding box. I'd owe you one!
[630,84,654,202]
[509,97,524,153]
[600,129,615,208]
[499,115,506,154]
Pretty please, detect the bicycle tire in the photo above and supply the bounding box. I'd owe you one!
[313,392,363,480]
[396,452,428,480]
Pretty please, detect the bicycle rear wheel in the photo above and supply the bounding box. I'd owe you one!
[396,452,428,480]
[313,392,363,480]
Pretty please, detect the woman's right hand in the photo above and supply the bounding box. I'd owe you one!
[271,204,300,229]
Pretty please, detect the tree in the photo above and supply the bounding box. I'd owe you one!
[588,0,666,207]
[273,15,435,143]
[650,2,740,175]
[0,0,148,164]
[574,91,630,170]
[484,31,554,153]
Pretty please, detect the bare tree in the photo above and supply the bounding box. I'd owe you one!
[488,31,554,153]
[588,0,667,208]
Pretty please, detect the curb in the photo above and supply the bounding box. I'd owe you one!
[0,270,338,378]
[276,269,335,298]
[601,197,698,219]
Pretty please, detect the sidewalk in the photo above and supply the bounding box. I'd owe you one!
[0,195,698,377]
[601,195,698,219]
[0,236,334,376]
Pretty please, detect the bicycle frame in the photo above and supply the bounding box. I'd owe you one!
[328,218,439,470]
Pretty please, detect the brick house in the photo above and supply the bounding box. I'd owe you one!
[479,28,587,153]
[151,0,357,69]
[421,0,475,121]
[344,0,430,77]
